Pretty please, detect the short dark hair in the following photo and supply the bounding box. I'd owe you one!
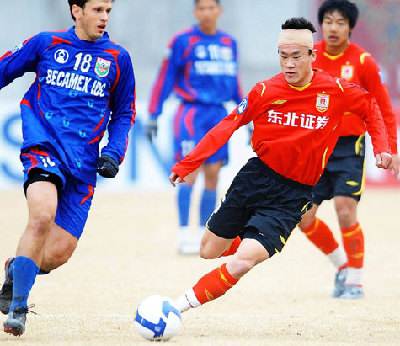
[281,17,317,33]
[318,0,359,29]
[68,0,115,21]
[195,0,220,5]
[280,18,316,55]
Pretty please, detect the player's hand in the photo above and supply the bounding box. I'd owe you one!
[375,152,392,169]
[389,153,400,177]
[169,172,185,187]
[97,155,119,178]
[145,118,158,143]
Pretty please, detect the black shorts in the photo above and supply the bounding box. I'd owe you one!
[312,135,365,205]
[207,157,313,257]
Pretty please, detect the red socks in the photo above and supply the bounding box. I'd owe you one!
[301,218,339,254]
[192,263,239,305]
[219,236,241,257]
[341,222,364,268]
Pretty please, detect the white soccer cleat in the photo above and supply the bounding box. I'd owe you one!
[178,227,200,255]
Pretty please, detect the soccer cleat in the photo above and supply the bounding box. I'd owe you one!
[0,281,13,315]
[178,238,201,255]
[3,306,30,336]
[332,267,347,298]
[339,285,364,299]
[178,227,201,255]
[0,258,14,315]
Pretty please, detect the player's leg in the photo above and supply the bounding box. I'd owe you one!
[177,168,201,254]
[2,146,67,335]
[199,228,234,259]
[38,224,78,272]
[4,180,58,336]
[177,169,200,229]
[3,225,77,337]
[174,238,269,312]
[173,157,312,313]
[198,105,228,245]
[331,142,365,299]
[201,161,222,225]
[173,160,257,311]
[298,161,348,297]
[173,104,200,254]
[40,177,93,272]
[334,195,364,299]
[192,161,224,251]
[1,147,65,314]
[5,177,92,335]
[0,258,15,315]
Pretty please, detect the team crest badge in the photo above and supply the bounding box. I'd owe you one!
[341,64,354,80]
[237,98,248,114]
[54,49,69,64]
[94,57,111,78]
[316,93,330,113]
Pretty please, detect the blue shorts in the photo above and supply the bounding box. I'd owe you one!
[173,103,228,164]
[313,135,365,205]
[207,157,313,257]
[20,146,95,239]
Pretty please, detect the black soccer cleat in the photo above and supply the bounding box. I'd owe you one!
[0,281,13,315]
[3,306,29,336]
[0,258,14,315]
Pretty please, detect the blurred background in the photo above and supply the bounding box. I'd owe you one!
[0,0,399,191]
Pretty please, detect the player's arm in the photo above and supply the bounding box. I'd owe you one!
[0,34,43,89]
[170,86,261,185]
[360,55,398,155]
[342,79,391,168]
[99,51,136,177]
[148,37,183,118]
[146,37,183,142]
[360,56,399,175]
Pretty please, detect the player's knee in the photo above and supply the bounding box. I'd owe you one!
[227,258,255,278]
[336,206,355,227]
[28,212,55,236]
[199,244,219,259]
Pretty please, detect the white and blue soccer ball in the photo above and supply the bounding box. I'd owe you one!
[134,295,182,341]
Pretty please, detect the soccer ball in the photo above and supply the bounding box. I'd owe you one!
[134,295,182,341]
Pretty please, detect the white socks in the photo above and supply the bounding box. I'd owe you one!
[174,289,200,312]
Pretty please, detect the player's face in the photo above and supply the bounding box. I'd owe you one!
[194,0,222,35]
[72,0,113,41]
[279,45,316,87]
[321,10,351,52]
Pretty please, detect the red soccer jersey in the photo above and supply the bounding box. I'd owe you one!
[172,71,389,186]
[313,40,398,154]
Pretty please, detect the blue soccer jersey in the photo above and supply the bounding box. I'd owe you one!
[0,27,136,185]
[148,24,242,118]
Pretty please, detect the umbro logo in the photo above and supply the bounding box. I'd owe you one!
[271,99,287,105]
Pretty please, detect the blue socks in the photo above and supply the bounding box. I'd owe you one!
[10,256,38,310]
[178,184,193,226]
[178,185,217,227]
[200,189,217,226]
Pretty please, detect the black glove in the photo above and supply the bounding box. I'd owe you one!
[145,118,158,142]
[97,155,119,178]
